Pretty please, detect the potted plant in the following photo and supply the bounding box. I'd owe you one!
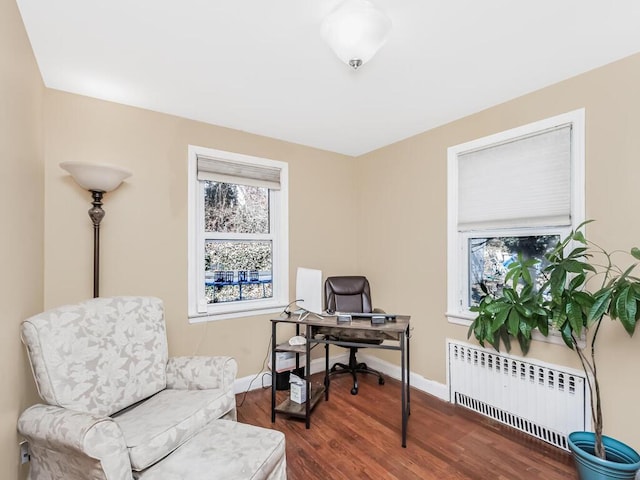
[468,221,640,479]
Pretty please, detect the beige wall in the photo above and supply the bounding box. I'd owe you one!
[43,90,359,376]
[1,0,44,478]
[356,52,640,450]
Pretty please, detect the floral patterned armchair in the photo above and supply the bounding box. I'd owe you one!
[17,296,238,480]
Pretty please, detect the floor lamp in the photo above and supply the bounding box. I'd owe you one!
[60,161,132,298]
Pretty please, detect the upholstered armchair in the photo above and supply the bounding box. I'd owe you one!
[17,296,238,480]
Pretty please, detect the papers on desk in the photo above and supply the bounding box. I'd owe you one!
[334,311,398,321]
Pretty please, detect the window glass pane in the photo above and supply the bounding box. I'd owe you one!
[468,235,560,307]
[204,181,269,234]
[204,240,273,304]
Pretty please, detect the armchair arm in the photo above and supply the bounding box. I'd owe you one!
[18,404,132,480]
[166,356,237,391]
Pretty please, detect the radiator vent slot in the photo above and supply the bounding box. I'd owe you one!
[448,341,588,451]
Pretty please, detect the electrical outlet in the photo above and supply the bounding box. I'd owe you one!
[19,440,30,464]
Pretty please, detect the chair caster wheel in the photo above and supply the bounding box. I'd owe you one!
[351,387,358,395]
[378,377,385,385]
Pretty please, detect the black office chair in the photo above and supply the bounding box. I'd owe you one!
[324,276,385,395]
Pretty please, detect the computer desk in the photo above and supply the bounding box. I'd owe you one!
[271,314,411,447]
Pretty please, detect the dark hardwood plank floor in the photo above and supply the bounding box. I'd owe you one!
[236,372,577,480]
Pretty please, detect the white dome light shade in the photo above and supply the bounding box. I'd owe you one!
[60,161,132,192]
[321,0,392,69]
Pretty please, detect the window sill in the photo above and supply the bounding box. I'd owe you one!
[446,311,580,347]
[189,305,285,323]
[446,311,475,326]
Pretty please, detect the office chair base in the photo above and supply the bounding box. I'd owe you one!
[330,360,385,395]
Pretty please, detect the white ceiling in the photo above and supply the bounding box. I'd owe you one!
[16,0,640,157]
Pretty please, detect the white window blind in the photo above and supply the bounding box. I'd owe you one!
[457,125,572,231]
[197,154,281,190]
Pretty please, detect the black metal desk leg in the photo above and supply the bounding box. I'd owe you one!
[271,322,277,423]
[401,333,407,447]
[305,323,311,429]
[324,342,330,400]
[407,327,411,416]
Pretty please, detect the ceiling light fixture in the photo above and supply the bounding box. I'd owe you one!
[321,0,392,70]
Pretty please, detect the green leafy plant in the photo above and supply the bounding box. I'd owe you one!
[468,221,640,459]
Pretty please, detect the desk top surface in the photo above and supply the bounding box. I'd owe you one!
[272,314,410,333]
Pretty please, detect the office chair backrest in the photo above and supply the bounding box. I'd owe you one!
[325,276,372,313]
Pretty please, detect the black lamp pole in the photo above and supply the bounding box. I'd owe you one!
[88,190,106,298]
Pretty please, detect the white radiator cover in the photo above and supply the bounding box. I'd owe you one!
[448,340,589,450]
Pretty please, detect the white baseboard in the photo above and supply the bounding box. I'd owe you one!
[234,353,348,394]
[234,351,448,401]
[358,353,449,401]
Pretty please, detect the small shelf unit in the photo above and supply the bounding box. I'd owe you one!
[270,318,326,428]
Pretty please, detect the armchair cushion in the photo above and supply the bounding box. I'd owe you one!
[113,386,236,471]
[21,297,168,417]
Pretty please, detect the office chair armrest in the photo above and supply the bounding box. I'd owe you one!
[166,356,238,391]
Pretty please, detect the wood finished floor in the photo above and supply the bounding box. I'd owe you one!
[236,372,577,480]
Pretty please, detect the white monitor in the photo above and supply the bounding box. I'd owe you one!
[295,267,323,315]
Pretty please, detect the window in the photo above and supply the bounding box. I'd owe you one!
[467,233,560,307]
[188,146,289,321]
[447,109,585,325]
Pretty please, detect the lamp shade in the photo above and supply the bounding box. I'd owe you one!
[60,161,132,192]
[321,0,391,69]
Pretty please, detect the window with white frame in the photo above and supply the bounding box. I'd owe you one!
[447,109,585,325]
[188,146,289,321]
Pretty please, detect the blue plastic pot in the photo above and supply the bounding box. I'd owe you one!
[568,432,640,480]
